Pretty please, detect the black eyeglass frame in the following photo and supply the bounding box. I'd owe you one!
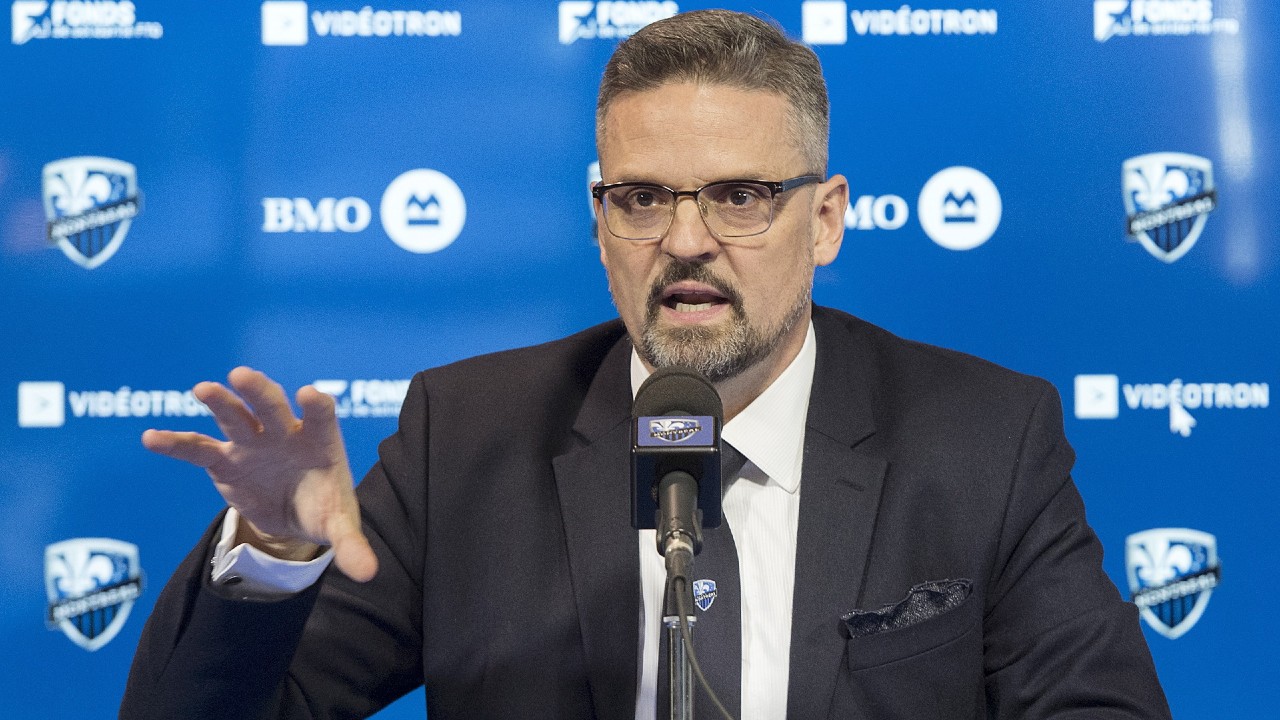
[590,174,824,240]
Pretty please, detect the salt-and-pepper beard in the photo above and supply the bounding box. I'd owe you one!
[635,259,811,383]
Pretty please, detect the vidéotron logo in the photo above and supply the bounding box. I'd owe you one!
[1093,1,1239,43]
[558,1,676,44]
[801,1,998,44]
[312,378,410,419]
[11,1,163,44]
[42,156,142,269]
[916,166,1001,250]
[1074,373,1268,437]
[1122,152,1217,263]
[17,381,212,428]
[261,168,466,254]
[45,538,144,651]
[1126,528,1220,639]
[260,1,462,45]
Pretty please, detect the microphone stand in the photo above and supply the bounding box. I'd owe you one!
[663,564,696,720]
[658,470,702,720]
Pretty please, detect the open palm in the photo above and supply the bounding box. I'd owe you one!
[142,366,377,582]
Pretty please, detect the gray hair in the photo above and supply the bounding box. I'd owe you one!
[596,9,830,173]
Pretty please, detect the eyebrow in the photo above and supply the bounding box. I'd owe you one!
[602,173,775,187]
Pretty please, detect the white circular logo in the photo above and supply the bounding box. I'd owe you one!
[916,166,1001,251]
[380,169,466,253]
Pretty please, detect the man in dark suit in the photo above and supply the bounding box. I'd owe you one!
[121,10,1170,719]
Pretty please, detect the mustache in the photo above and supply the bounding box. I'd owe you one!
[644,260,744,314]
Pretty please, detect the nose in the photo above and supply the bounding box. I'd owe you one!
[661,195,721,263]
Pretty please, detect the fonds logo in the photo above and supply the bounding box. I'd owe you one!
[558,1,676,44]
[1094,0,1238,43]
[312,378,410,419]
[12,0,163,45]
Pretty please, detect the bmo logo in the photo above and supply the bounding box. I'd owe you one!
[260,168,466,253]
[844,194,909,231]
[261,197,372,233]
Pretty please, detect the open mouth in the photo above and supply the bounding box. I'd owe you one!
[659,283,731,314]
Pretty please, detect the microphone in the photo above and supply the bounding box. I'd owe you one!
[631,366,723,577]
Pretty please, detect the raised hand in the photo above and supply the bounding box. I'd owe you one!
[142,366,378,582]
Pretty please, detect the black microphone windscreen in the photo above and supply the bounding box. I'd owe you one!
[633,366,723,419]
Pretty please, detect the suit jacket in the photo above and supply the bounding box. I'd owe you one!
[120,306,1170,719]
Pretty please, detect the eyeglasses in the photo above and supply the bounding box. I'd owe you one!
[591,175,823,241]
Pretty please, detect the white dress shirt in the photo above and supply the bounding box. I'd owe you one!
[213,323,816,720]
[632,323,814,720]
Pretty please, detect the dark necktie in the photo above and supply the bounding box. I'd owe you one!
[657,442,747,719]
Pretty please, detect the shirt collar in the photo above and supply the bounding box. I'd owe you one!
[629,321,816,494]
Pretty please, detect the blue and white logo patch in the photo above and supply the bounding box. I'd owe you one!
[1126,528,1220,640]
[692,578,717,612]
[637,415,714,446]
[649,417,701,443]
[45,538,144,651]
[42,156,141,269]
[1122,152,1216,263]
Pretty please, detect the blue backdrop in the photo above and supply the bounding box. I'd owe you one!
[2,1,1275,717]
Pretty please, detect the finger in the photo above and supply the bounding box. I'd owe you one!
[194,381,264,443]
[326,512,379,583]
[142,429,227,469]
[228,367,298,437]
[297,385,342,446]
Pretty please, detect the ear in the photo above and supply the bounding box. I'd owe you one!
[812,174,848,267]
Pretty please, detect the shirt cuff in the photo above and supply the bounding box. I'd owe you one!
[210,507,335,599]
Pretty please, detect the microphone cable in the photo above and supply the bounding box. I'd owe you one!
[673,575,737,720]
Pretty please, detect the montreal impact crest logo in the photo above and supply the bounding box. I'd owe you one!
[649,418,702,443]
[42,156,142,269]
[692,578,718,611]
[1126,528,1220,640]
[1121,152,1216,263]
[45,538,144,651]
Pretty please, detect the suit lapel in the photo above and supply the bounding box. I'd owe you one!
[786,309,888,718]
[552,336,639,720]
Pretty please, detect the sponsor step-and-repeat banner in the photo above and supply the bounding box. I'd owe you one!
[1,2,1275,717]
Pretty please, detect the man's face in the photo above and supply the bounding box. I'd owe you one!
[595,82,845,384]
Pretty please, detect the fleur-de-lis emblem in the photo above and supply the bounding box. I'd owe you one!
[1129,537,1197,589]
[49,548,126,599]
[46,166,117,218]
[1126,161,1202,213]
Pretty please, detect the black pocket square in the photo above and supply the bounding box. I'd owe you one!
[842,578,973,639]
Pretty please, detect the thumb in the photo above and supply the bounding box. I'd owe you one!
[327,512,379,583]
